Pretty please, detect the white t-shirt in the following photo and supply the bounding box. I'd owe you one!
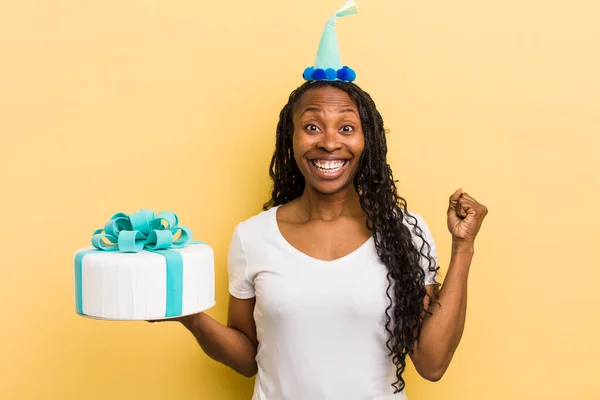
[228,205,438,400]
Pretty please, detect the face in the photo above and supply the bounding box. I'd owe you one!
[292,86,364,196]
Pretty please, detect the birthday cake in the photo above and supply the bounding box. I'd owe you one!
[74,209,215,320]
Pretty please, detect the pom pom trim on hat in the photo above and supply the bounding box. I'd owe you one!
[303,66,356,82]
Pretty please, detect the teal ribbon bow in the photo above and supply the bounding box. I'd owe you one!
[75,209,198,319]
[91,209,192,253]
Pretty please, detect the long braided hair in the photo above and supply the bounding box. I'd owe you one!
[263,80,440,392]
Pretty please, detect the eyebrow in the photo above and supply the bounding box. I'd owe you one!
[301,107,358,116]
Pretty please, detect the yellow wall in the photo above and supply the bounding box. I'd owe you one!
[1,0,598,398]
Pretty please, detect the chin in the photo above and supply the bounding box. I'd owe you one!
[307,179,355,196]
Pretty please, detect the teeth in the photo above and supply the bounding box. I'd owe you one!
[312,160,346,173]
[314,160,344,169]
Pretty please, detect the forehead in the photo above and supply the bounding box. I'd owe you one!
[294,86,358,112]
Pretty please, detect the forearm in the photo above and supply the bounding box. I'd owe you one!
[412,242,474,380]
[180,313,258,377]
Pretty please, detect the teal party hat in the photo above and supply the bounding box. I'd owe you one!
[303,0,359,82]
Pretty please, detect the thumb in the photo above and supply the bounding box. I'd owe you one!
[448,188,463,210]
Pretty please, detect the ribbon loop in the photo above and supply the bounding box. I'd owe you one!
[91,232,118,251]
[128,209,154,235]
[146,230,174,250]
[154,211,178,230]
[171,226,192,248]
[117,230,147,253]
[104,216,131,237]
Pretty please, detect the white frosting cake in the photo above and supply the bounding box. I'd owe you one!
[74,243,215,320]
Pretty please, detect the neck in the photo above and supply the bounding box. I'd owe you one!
[297,185,363,221]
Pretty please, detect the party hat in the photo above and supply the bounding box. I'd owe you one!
[302,0,359,82]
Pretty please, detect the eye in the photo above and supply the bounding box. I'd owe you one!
[305,124,320,132]
[341,125,354,133]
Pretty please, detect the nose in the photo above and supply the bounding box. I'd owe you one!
[317,128,342,152]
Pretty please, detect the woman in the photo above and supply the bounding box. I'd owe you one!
[173,80,487,399]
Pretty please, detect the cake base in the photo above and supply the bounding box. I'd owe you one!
[74,243,215,321]
[76,301,216,321]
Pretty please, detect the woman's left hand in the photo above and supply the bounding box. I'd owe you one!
[447,188,488,245]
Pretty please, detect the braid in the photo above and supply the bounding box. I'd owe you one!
[263,80,439,393]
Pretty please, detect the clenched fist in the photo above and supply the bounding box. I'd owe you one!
[447,189,488,245]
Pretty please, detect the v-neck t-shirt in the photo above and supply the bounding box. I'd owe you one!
[228,206,438,400]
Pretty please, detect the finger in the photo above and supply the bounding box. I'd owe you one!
[456,199,469,218]
[450,188,463,201]
[480,204,489,215]
[459,193,488,216]
[460,192,479,203]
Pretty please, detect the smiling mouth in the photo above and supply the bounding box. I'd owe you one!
[310,159,348,173]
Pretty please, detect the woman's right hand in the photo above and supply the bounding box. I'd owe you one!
[147,312,201,326]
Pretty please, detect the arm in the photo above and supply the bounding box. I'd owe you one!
[179,295,258,377]
[410,189,488,381]
[410,243,473,381]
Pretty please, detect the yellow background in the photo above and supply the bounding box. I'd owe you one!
[1,0,598,399]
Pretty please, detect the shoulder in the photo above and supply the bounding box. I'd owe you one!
[228,207,280,274]
[398,208,436,243]
[397,208,440,267]
[396,208,428,230]
[232,206,279,246]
